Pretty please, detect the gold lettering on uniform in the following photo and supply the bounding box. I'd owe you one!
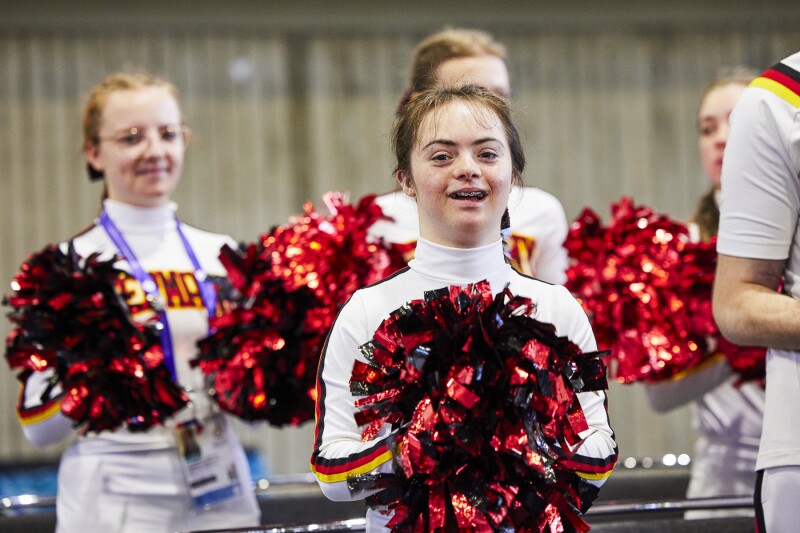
[150,271,181,309]
[123,276,146,307]
[140,270,205,310]
[172,271,191,304]
[509,234,537,277]
[118,274,156,321]
[180,273,204,308]
[120,271,205,312]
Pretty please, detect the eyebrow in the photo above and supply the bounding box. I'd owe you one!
[421,137,505,150]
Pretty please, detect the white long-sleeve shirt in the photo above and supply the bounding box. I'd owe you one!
[311,238,617,531]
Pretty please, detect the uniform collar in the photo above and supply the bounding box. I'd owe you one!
[409,237,510,286]
[102,199,178,233]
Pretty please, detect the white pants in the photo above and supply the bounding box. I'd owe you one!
[56,443,260,533]
[756,466,800,533]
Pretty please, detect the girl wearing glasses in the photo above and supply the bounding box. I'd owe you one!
[15,73,260,532]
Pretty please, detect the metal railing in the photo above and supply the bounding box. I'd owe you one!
[0,494,55,515]
[587,495,753,516]
[0,468,754,532]
[0,492,755,532]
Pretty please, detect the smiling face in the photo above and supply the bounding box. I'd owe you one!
[697,82,747,188]
[399,99,513,248]
[85,86,186,207]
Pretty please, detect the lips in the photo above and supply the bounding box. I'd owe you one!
[449,190,487,200]
[137,167,169,177]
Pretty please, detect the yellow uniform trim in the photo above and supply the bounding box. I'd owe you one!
[576,469,614,481]
[18,398,62,426]
[751,77,800,108]
[311,448,394,483]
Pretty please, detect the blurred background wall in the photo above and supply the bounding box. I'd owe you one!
[2,0,799,475]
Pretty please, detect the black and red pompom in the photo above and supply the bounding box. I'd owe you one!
[5,243,188,433]
[193,193,406,425]
[349,281,608,532]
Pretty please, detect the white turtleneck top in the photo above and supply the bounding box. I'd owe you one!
[311,238,617,532]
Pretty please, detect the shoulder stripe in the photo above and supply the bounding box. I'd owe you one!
[752,63,800,108]
[773,62,800,86]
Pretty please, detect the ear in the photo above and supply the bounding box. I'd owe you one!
[397,170,416,198]
[85,141,104,174]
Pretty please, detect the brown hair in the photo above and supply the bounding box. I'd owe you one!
[691,66,757,241]
[695,66,758,135]
[392,84,525,187]
[397,28,507,111]
[690,187,719,242]
[82,72,180,181]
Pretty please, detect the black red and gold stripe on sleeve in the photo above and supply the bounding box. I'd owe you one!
[562,448,618,482]
[17,386,63,426]
[752,61,800,108]
[310,440,394,484]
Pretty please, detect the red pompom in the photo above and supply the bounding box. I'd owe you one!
[564,197,765,383]
[5,244,188,433]
[717,338,766,384]
[193,192,406,425]
[349,281,607,532]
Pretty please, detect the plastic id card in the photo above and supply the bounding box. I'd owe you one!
[174,413,244,510]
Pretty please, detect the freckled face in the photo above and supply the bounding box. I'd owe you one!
[399,100,513,248]
[697,83,747,188]
[86,86,186,207]
[436,55,511,99]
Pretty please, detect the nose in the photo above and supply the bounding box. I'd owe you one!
[454,153,481,179]
[141,131,169,158]
[715,121,730,146]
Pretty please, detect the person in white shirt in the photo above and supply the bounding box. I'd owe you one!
[370,28,570,284]
[312,84,617,531]
[713,51,800,532]
[14,72,260,532]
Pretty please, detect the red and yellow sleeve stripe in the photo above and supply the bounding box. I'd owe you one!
[310,330,395,484]
[17,386,63,426]
[310,441,394,483]
[563,451,618,482]
[751,62,800,108]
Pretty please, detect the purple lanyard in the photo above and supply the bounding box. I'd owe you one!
[98,211,217,382]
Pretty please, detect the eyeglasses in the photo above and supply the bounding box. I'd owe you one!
[98,124,191,148]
